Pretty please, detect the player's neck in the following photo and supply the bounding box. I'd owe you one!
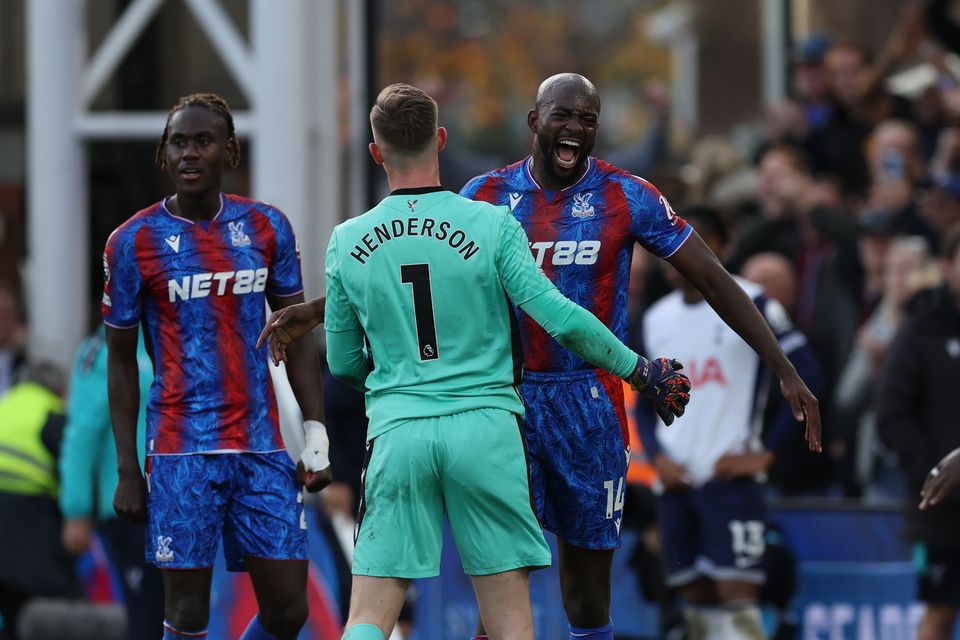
[383,162,441,192]
[168,190,222,221]
[529,154,586,192]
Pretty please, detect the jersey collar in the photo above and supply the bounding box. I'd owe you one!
[522,156,594,196]
[161,192,225,225]
[390,186,447,196]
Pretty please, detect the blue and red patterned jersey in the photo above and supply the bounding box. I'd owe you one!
[101,193,303,455]
[461,156,691,374]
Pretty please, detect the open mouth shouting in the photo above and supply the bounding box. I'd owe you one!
[554,138,582,171]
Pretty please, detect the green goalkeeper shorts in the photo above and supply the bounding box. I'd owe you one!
[352,407,551,578]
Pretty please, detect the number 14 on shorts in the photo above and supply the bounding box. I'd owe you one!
[603,476,625,523]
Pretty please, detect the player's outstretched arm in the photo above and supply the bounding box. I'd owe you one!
[105,326,147,523]
[267,292,331,493]
[920,448,960,509]
[258,296,326,366]
[667,231,822,452]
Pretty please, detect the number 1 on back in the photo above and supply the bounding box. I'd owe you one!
[400,263,440,361]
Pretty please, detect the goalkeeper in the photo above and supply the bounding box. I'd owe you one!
[258,83,690,640]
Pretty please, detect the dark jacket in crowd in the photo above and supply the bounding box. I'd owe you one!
[877,286,960,545]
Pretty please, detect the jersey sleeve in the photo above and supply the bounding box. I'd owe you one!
[459,175,487,200]
[323,229,370,389]
[494,210,554,305]
[267,209,304,296]
[101,229,142,329]
[624,177,692,258]
[323,229,363,334]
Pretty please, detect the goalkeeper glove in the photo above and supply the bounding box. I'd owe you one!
[629,357,691,426]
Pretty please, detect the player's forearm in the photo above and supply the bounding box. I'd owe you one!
[520,288,638,379]
[106,352,142,476]
[677,249,796,379]
[325,328,372,392]
[284,331,325,422]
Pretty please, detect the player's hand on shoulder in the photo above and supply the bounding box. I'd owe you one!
[113,471,147,523]
[778,372,822,453]
[714,451,774,480]
[630,357,691,426]
[920,448,960,510]
[653,453,693,491]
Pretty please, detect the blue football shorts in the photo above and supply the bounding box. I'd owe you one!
[144,450,307,571]
[656,478,766,586]
[522,369,629,550]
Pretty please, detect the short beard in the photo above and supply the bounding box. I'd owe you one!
[534,133,587,187]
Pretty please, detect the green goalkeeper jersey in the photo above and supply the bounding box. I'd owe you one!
[324,187,638,438]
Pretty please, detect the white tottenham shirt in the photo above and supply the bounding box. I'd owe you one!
[642,277,806,485]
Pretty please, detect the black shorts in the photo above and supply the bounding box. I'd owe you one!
[916,543,960,605]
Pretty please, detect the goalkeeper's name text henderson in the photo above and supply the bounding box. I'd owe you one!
[349,217,481,265]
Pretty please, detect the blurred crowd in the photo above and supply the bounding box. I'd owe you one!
[618,1,960,502]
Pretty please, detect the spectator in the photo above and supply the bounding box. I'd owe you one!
[791,32,834,133]
[606,80,673,178]
[741,252,799,318]
[809,173,849,212]
[920,127,960,237]
[0,284,25,398]
[862,120,936,243]
[877,223,960,640]
[739,251,833,497]
[865,120,925,192]
[58,328,163,640]
[837,236,942,499]
[729,146,859,420]
[0,362,81,640]
[857,210,902,323]
[805,40,875,194]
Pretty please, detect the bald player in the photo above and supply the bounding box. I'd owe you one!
[461,74,822,640]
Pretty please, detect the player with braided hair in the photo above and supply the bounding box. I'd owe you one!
[155,93,241,170]
[103,93,327,640]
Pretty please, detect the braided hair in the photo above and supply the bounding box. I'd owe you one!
[155,93,240,170]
